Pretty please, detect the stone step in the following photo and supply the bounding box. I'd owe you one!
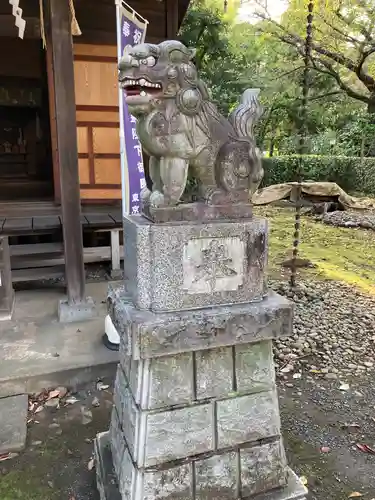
[0,282,119,399]
[0,394,28,455]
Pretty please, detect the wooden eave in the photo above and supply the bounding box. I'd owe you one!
[0,0,191,41]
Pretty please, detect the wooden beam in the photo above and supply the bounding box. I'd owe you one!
[46,0,86,304]
[166,0,179,38]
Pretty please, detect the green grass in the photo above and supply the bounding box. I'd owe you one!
[256,206,375,294]
[0,471,55,500]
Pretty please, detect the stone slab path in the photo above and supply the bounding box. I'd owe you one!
[0,394,27,454]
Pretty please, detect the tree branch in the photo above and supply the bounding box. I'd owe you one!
[255,14,375,92]
[311,58,370,105]
[317,14,362,47]
[357,47,375,79]
[308,91,343,101]
[334,5,375,43]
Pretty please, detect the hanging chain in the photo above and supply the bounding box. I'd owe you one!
[290,1,314,288]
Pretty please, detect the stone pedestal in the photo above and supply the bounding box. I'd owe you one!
[95,215,307,500]
[0,236,15,321]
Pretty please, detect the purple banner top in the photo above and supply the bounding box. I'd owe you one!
[116,3,147,216]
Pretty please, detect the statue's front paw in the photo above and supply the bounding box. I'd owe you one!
[149,191,166,208]
[140,187,151,202]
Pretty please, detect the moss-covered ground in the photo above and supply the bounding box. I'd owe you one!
[255,206,375,294]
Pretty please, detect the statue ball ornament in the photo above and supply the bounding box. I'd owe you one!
[118,40,264,209]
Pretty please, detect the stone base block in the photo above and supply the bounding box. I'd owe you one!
[95,432,121,500]
[58,296,98,323]
[123,215,268,312]
[95,432,307,500]
[0,289,15,321]
[108,290,293,360]
[142,201,253,223]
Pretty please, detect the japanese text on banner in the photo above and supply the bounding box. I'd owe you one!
[116,3,148,215]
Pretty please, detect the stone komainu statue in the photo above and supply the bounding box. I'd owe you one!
[119,40,263,208]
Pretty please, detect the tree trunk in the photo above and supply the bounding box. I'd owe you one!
[367,96,375,117]
[269,137,275,157]
[367,96,375,156]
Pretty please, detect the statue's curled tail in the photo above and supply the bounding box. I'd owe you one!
[215,89,264,196]
[229,89,263,140]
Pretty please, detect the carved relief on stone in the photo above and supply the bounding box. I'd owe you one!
[183,237,245,294]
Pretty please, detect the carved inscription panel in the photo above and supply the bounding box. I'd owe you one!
[183,237,245,294]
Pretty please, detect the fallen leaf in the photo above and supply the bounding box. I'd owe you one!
[342,423,360,429]
[47,389,60,400]
[310,369,321,374]
[320,446,331,453]
[47,481,53,488]
[293,373,302,379]
[0,452,18,462]
[299,476,308,486]
[340,383,350,391]
[44,399,59,409]
[55,386,68,398]
[34,405,44,414]
[96,381,110,391]
[88,458,95,471]
[28,402,35,412]
[81,407,93,425]
[356,443,375,454]
[36,390,48,401]
[92,397,100,408]
[348,493,363,498]
[65,396,79,405]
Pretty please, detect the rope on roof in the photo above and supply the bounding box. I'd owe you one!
[69,0,82,36]
[39,0,46,48]
[39,0,81,49]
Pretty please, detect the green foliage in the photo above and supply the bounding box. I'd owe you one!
[262,155,375,194]
[257,0,375,111]
[334,111,375,157]
[180,0,375,162]
[179,0,261,115]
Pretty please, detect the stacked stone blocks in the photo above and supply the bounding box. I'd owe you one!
[97,215,306,499]
[110,340,287,499]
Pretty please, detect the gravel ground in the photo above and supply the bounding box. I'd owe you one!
[272,278,375,499]
[272,279,375,380]
[320,210,375,230]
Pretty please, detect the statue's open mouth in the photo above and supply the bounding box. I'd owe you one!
[121,77,162,97]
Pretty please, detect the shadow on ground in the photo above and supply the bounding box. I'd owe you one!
[1,372,375,499]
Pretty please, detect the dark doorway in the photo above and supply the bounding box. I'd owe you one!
[0,37,53,201]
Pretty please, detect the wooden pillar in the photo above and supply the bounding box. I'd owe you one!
[166,0,179,38]
[45,0,85,304]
